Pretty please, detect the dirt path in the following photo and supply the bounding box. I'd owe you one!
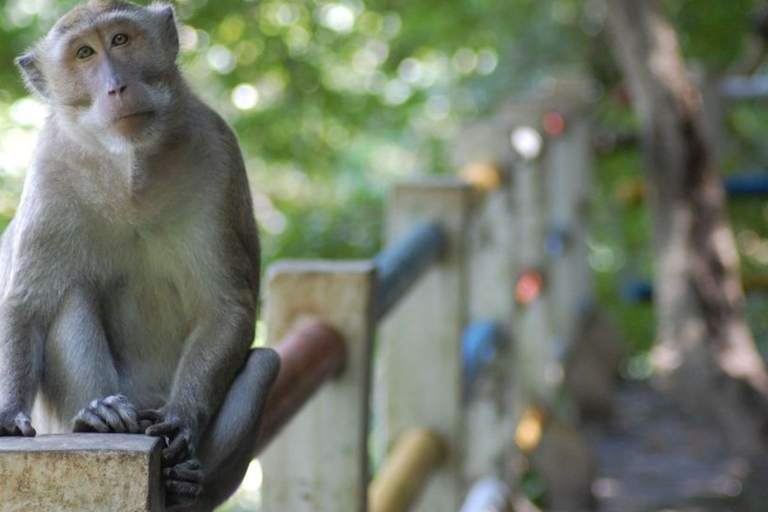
[588,381,766,512]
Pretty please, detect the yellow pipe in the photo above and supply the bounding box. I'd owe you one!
[514,406,546,453]
[743,274,768,291]
[368,428,447,512]
[460,162,503,193]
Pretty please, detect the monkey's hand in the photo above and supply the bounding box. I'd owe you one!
[141,409,196,465]
[163,458,204,508]
[0,410,35,436]
[72,394,146,434]
[141,409,203,507]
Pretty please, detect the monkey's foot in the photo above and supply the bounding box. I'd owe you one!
[0,410,36,436]
[73,394,146,433]
[164,457,204,507]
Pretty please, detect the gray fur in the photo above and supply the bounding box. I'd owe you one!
[15,52,49,99]
[0,2,279,510]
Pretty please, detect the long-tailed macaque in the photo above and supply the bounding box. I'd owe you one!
[0,1,280,510]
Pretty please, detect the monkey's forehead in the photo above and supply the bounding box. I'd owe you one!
[48,1,147,39]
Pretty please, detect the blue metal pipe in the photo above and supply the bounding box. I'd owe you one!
[724,174,768,197]
[621,280,654,303]
[545,224,571,257]
[720,75,768,101]
[374,222,448,321]
[463,321,504,387]
[623,275,768,303]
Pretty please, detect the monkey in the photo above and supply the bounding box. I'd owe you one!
[0,1,281,510]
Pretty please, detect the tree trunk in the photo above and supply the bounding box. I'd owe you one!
[607,0,768,455]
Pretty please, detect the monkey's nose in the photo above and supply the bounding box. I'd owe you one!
[108,84,127,96]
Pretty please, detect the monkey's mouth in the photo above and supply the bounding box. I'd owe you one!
[114,110,155,123]
[112,110,156,134]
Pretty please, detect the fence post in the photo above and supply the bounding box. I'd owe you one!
[545,105,594,348]
[0,434,162,512]
[510,99,600,509]
[461,167,523,486]
[376,177,473,511]
[261,261,376,512]
[512,130,558,402]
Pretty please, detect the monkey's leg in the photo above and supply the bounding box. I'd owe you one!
[42,286,142,433]
[172,347,279,511]
[0,297,43,436]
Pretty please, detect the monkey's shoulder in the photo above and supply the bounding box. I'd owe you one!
[184,101,257,217]
[184,101,245,168]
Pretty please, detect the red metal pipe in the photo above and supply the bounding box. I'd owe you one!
[254,318,347,455]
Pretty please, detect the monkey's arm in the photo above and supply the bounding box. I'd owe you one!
[141,302,259,508]
[0,298,42,436]
[145,298,256,460]
[146,137,260,462]
[0,222,44,436]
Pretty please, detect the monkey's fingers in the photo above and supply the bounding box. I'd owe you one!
[162,431,192,465]
[0,412,36,437]
[14,415,36,437]
[137,409,161,431]
[142,413,193,464]
[163,459,203,483]
[88,398,129,433]
[103,395,142,433]
[165,479,203,508]
[73,398,131,433]
[73,408,111,433]
[163,458,202,508]
[145,417,182,438]
[137,409,161,422]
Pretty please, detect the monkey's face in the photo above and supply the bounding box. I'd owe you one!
[16,2,181,153]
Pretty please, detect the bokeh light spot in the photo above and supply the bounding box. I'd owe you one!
[231,84,260,110]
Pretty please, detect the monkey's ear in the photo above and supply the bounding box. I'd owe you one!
[149,3,179,59]
[15,52,50,100]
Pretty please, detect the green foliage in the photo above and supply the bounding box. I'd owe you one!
[0,0,548,268]
[670,0,757,69]
[586,0,768,355]
[591,142,656,353]
[521,468,547,507]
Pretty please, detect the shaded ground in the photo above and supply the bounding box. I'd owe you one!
[588,381,768,512]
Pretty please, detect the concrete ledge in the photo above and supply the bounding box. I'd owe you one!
[0,434,163,512]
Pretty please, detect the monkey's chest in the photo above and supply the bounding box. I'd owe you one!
[97,232,212,403]
[100,274,191,402]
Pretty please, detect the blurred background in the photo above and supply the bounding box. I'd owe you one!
[3,0,766,378]
[3,0,768,509]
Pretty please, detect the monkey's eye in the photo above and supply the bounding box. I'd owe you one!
[111,33,130,47]
[76,46,95,60]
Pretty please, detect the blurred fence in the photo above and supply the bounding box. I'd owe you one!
[259,91,608,511]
